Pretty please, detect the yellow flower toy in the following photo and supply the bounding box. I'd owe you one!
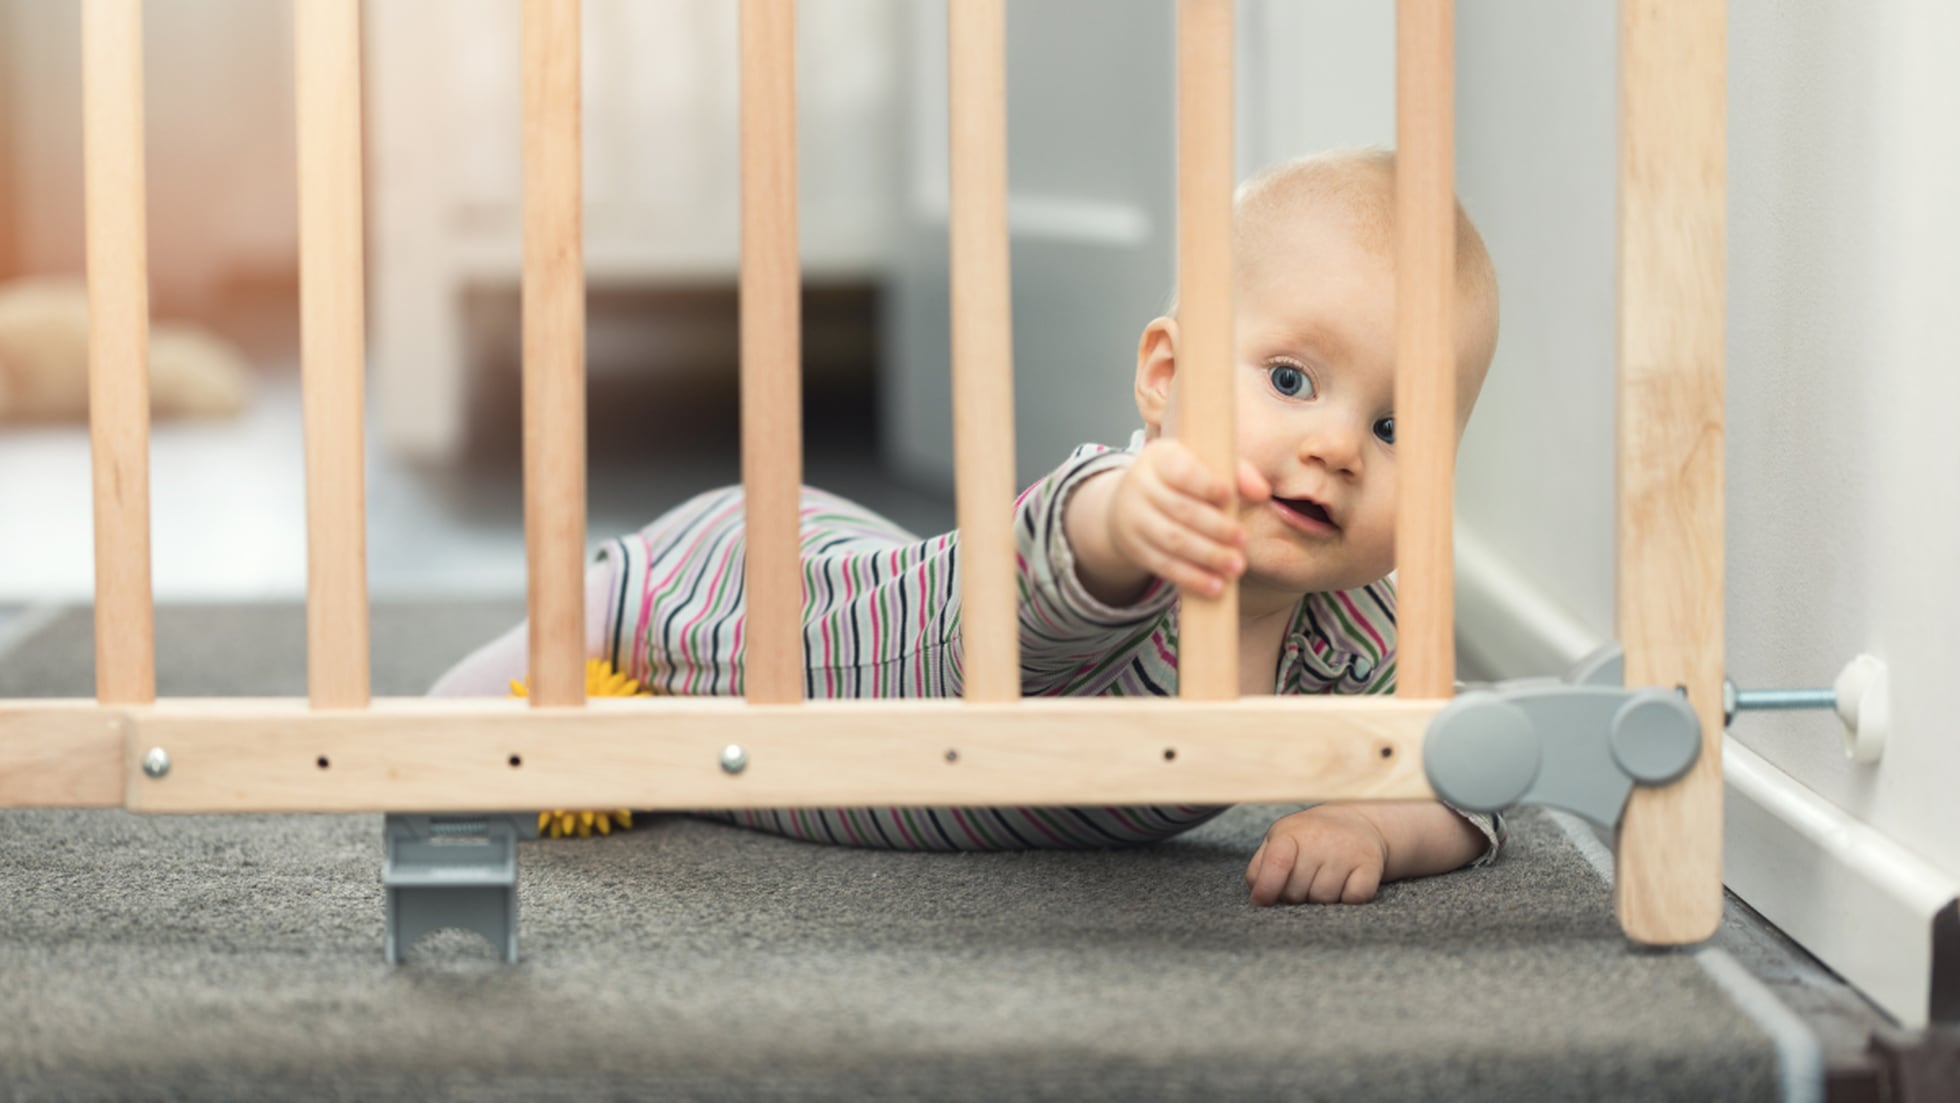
[509,658,646,838]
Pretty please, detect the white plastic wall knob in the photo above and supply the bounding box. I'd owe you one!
[1832,653,1889,764]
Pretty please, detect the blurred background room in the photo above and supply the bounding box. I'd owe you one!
[0,0,1406,607]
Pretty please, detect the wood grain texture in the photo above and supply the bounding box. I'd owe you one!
[0,703,125,808]
[521,0,588,708]
[1174,0,1237,699]
[106,696,1441,813]
[1614,0,1726,945]
[739,0,805,704]
[296,0,372,709]
[947,0,1018,702]
[81,0,155,705]
[1393,0,1455,701]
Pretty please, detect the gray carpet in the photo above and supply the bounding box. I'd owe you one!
[0,604,1787,1101]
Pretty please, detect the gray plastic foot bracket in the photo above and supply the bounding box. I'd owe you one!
[383,813,538,964]
[1424,643,1701,832]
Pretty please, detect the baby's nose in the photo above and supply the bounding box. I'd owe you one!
[1299,422,1363,471]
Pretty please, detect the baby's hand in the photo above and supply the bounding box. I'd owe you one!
[1107,439,1270,596]
[1245,806,1388,906]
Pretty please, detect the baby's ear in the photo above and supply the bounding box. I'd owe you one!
[1133,316,1179,434]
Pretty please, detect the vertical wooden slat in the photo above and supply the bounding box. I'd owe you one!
[739,0,804,704]
[296,0,371,709]
[1614,0,1726,945]
[521,0,588,707]
[81,0,155,706]
[1174,0,1236,700]
[1393,0,1456,700]
[947,0,1017,703]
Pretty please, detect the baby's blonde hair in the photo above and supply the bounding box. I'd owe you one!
[1164,147,1499,356]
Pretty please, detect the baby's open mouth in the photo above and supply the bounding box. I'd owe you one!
[1279,498,1335,527]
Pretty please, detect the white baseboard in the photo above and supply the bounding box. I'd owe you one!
[1723,740,1957,1029]
[1453,525,1601,680]
[1455,526,1958,1029]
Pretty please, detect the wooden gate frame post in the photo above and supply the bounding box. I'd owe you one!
[1613,0,1728,944]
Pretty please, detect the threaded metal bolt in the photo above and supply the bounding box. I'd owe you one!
[141,747,170,779]
[720,744,748,775]
[1722,678,1836,728]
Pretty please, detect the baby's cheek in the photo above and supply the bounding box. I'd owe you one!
[1353,519,1396,576]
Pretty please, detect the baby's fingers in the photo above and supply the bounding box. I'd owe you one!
[1340,863,1382,905]
[1136,513,1243,596]
[1149,443,1233,506]
[1144,475,1246,552]
[1247,834,1300,907]
[1307,861,1355,905]
[1237,459,1272,504]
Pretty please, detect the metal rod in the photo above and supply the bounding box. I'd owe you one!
[1721,678,1836,729]
[1733,688,1835,712]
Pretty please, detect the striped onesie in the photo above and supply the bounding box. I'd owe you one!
[434,434,1505,861]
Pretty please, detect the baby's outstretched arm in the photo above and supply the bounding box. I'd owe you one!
[1063,437,1270,605]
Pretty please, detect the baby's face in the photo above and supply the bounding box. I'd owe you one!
[1152,209,1485,600]
[1230,214,1403,597]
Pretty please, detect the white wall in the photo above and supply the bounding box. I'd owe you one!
[1727,0,1959,875]
[1451,5,1619,642]
[1452,0,1960,886]
[1448,0,1960,1023]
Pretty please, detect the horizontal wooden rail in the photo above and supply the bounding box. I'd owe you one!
[0,703,125,808]
[2,698,1443,813]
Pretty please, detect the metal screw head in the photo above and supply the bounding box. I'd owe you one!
[720,744,748,774]
[142,747,171,779]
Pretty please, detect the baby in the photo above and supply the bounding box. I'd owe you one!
[432,146,1504,907]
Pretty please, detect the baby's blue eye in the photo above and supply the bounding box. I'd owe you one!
[1374,417,1396,445]
[1267,364,1312,398]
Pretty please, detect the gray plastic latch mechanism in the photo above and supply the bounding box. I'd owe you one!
[383,813,538,964]
[1424,645,1700,831]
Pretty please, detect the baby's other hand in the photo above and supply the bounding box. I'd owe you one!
[1245,806,1388,906]
[1107,439,1270,596]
